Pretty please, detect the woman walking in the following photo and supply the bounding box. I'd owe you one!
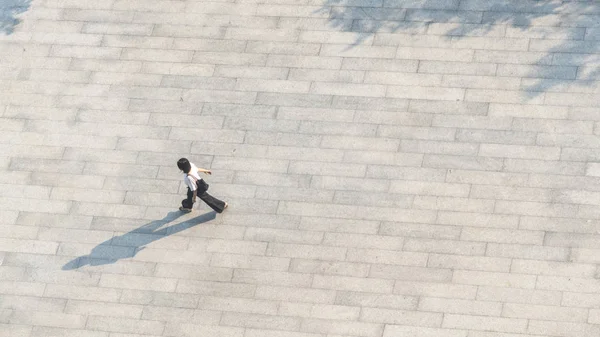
[177,158,228,213]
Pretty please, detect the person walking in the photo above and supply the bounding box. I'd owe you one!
[177,158,228,213]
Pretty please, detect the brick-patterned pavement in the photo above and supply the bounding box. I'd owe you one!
[1,0,600,336]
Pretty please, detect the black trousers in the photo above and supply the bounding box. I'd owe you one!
[182,180,226,213]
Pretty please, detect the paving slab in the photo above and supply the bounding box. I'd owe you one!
[1,0,600,336]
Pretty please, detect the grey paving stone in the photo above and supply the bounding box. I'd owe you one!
[142,306,216,324]
[2,0,600,335]
[429,252,511,272]
[5,311,86,329]
[174,280,255,300]
[0,280,45,297]
[43,284,121,302]
[30,327,108,337]
[0,324,31,337]
[243,329,322,337]
[64,300,143,319]
[413,196,494,212]
[300,121,377,136]
[342,150,423,167]
[181,89,257,105]
[300,317,383,336]
[334,190,412,207]
[485,243,570,262]
[0,295,66,313]
[98,274,176,292]
[214,66,289,80]
[289,161,365,177]
[366,166,446,182]
[321,135,399,151]
[378,221,460,240]
[525,306,588,328]
[384,325,467,337]
[164,324,243,337]
[85,316,165,334]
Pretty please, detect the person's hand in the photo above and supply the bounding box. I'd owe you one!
[204,170,212,175]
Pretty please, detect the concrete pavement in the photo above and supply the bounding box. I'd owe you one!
[1,0,600,336]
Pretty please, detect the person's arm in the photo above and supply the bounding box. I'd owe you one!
[197,167,212,175]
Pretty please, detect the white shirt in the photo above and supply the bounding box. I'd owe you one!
[184,162,201,191]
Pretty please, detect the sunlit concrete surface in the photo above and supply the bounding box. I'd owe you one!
[1,0,600,336]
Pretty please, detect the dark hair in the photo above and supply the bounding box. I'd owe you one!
[177,158,191,173]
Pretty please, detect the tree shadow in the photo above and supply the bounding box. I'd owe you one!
[62,211,216,270]
[1,0,31,35]
[318,0,600,97]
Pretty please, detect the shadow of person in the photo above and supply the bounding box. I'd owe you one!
[62,211,217,270]
[1,0,31,35]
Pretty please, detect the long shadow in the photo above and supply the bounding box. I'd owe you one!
[62,211,216,270]
[1,0,31,35]
[318,0,600,97]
